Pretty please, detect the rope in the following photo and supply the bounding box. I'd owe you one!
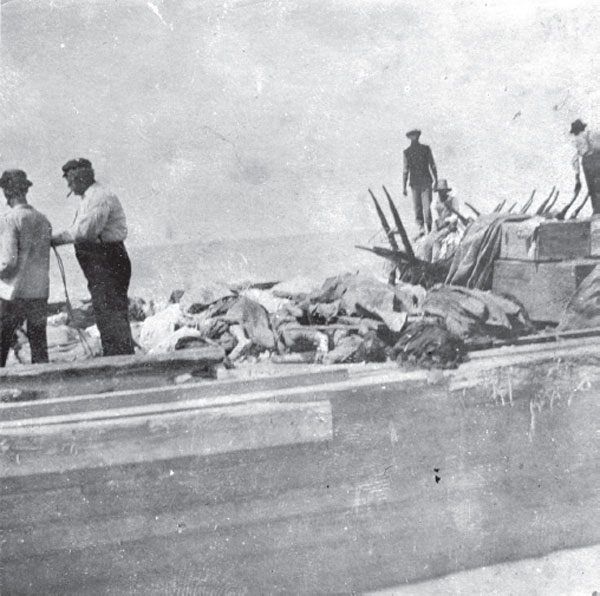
[52,246,95,358]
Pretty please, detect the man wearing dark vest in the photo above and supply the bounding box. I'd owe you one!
[402,128,438,236]
[52,158,135,356]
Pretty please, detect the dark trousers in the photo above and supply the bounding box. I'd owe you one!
[75,241,134,357]
[0,298,48,367]
[582,152,600,214]
[411,185,433,232]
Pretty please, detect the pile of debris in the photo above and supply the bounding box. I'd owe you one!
[129,272,532,370]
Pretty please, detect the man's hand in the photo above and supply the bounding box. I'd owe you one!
[50,232,73,247]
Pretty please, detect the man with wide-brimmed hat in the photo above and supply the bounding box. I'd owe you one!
[0,169,52,366]
[570,118,600,214]
[52,158,134,356]
[432,179,465,232]
[402,128,438,236]
[416,179,468,263]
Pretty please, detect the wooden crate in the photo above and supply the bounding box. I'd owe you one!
[500,219,591,261]
[492,258,598,322]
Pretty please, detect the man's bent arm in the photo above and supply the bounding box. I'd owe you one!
[428,148,438,185]
[0,223,19,276]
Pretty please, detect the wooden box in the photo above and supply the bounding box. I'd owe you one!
[492,258,598,322]
[500,219,591,261]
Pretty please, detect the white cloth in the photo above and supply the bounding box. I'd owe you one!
[55,182,128,244]
[0,204,52,300]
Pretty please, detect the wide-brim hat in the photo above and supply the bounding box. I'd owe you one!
[406,128,421,138]
[435,179,452,193]
[0,169,33,190]
[570,119,587,135]
[62,157,93,178]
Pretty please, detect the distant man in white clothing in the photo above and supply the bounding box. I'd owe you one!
[0,169,52,366]
[52,158,134,356]
[418,179,468,263]
[570,118,600,215]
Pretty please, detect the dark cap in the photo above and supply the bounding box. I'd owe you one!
[406,128,421,138]
[570,119,587,135]
[0,169,33,189]
[62,157,93,178]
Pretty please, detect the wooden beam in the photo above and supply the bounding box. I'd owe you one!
[0,369,349,422]
[0,400,333,477]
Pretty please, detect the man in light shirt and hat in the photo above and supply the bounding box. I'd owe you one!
[52,158,134,356]
[0,169,52,366]
[570,118,600,214]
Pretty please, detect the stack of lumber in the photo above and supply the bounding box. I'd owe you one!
[492,217,600,322]
[1,337,599,594]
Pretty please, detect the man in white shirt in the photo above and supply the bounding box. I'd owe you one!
[418,179,467,262]
[570,118,600,214]
[52,158,134,356]
[0,169,52,366]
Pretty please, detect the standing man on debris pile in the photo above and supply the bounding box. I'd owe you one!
[403,128,438,238]
[0,170,52,366]
[52,158,135,356]
[570,118,600,214]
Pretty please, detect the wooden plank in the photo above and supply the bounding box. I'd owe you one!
[0,346,226,400]
[468,333,600,359]
[455,340,600,388]
[468,325,600,352]
[0,368,349,422]
[492,258,597,322]
[0,400,332,477]
[1,367,598,594]
[0,369,423,430]
[0,345,225,379]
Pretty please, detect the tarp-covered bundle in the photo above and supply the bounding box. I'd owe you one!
[445,214,530,290]
[390,319,466,369]
[558,264,600,330]
[422,285,534,341]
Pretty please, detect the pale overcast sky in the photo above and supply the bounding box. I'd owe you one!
[1,0,599,244]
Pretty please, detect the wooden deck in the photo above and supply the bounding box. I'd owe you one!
[1,338,599,594]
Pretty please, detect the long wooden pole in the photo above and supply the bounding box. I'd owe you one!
[381,185,416,261]
[464,201,481,217]
[520,189,536,214]
[368,188,399,251]
[570,192,590,219]
[543,190,560,215]
[493,199,506,213]
[557,187,583,220]
[535,186,556,215]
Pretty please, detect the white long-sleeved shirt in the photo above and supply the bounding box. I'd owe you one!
[432,195,464,231]
[54,182,128,244]
[0,204,52,300]
[572,128,600,174]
